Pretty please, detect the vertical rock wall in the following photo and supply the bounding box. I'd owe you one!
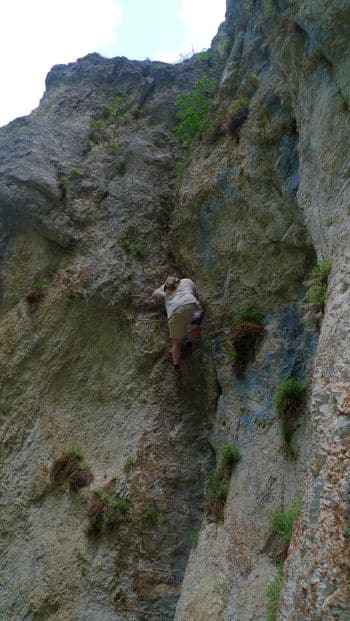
[0,1,349,620]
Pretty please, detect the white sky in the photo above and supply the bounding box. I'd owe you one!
[0,0,226,127]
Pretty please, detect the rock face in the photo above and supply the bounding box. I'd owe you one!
[0,1,349,620]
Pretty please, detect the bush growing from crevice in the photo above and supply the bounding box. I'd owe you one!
[221,444,241,467]
[205,470,229,521]
[141,504,158,527]
[269,500,301,562]
[120,236,146,259]
[303,258,331,329]
[219,444,242,479]
[115,156,127,174]
[86,483,131,537]
[231,310,264,378]
[50,445,93,491]
[266,565,284,621]
[173,77,217,148]
[57,175,68,199]
[274,378,306,455]
[190,521,202,548]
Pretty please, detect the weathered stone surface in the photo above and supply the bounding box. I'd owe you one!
[0,1,349,620]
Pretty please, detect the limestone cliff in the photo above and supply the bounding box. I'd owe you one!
[0,1,349,620]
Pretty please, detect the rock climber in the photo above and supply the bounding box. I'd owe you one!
[152,276,204,371]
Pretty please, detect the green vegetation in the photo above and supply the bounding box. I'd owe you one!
[274,378,306,454]
[264,0,272,16]
[141,504,158,527]
[305,283,327,305]
[343,523,350,539]
[116,156,127,174]
[196,50,212,62]
[63,444,83,461]
[223,40,231,57]
[337,92,349,112]
[206,470,229,520]
[123,456,136,473]
[266,565,284,621]
[57,176,68,190]
[270,500,301,545]
[173,77,217,147]
[89,94,132,132]
[69,167,81,177]
[274,378,306,414]
[87,487,131,535]
[29,282,43,292]
[120,236,146,259]
[221,444,241,465]
[232,309,263,328]
[190,522,202,548]
[107,140,122,155]
[304,258,331,328]
[84,138,95,153]
[228,349,240,363]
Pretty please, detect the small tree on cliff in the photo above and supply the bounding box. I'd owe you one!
[173,76,217,147]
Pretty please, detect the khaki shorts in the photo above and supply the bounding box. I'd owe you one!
[168,303,198,340]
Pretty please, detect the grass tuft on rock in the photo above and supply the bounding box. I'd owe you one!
[269,499,301,562]
[266,565,284,621]
[141,504,158,527]
[86,484,131,536]
[274,378,306,455]
[220,444,241,465]
[304,257,331,328]
[206,471,229,521]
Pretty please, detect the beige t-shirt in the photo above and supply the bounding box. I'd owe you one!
[153,278,199,318]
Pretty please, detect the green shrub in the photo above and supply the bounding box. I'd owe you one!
[309,258,331,280]
[69,167,81,177]
[57,176,67,189]
[116,157,127,174]
[266,565,284,621]
[223,40,230,57]
[196,50,212,62]
[87,488,131,535]
[228,349,240,363]
[304,257,331,313]
[173,77,217,147]
[232,309,263,328]
[190,522,202,547]
[270,500,301,545]
[107,140,122,155]
[63,444,84,461]
[221,444,241,465]
[141,504,158,527]
[120,236,146,259]
[206,471,229,512]
[274,378,306,414]
[305,283,327,305]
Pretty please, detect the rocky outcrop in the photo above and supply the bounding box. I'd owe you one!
[0,1,349,620]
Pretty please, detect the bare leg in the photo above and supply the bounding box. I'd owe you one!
[171,339,182,365]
